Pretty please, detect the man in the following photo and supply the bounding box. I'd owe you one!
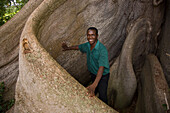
[62,27,110,104]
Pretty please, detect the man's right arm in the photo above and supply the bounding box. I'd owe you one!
[62,43,79,51]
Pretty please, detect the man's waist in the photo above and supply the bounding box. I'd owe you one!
[90,72,110,76]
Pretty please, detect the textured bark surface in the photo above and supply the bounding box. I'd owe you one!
[108,18,152,109]
[157,0,170,87]
[0,0,169,112]
[15,28,117,112]
[136,54,170,113]
[14,0,117,112]
[0,0,44,101]
[37,0,132,85]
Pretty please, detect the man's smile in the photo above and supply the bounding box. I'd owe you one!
[88,39,95,42]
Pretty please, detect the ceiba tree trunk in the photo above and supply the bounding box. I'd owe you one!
[157,0,170,87]
[0,0,169,112]
[14,0,117,112]
[108,18,152,109]
[0,0,44,101]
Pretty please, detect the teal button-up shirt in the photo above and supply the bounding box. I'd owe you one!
[78,40,110,75]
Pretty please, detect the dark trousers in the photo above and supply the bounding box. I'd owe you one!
[91,73,110,104]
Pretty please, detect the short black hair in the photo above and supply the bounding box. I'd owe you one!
[87,27,98,35]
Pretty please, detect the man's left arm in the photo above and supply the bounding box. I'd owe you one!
[87,66,104,97]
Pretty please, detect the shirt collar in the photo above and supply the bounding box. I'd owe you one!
[88,40,100,50]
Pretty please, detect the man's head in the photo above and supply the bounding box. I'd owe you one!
[87,27,98,46]
[87,27,98,36]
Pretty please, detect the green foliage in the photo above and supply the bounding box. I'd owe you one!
[0,0,9,25]
[0,0,29,26]
[162,104,168,111]
[0,82,15,113]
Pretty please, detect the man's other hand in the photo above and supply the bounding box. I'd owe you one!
[86,84,96,97]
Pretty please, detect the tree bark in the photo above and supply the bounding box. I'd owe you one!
[0,0,43,101]
[0,0,169,112]
[157,0,170,87]
[136,54,170,113]
[108,18,152,109]
[14,0,117,112]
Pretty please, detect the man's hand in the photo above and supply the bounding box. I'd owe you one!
[86,67,104,97]
[62,43,79,51]
[62,43,69,51]
[86,83,97,97]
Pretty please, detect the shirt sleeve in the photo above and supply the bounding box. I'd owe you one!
[78,42,88,53]
[98,47,110,69]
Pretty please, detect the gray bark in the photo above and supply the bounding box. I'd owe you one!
[15,0,117,112]
[0,0,44,101]
[136,54,170,113]
[108,18,152,109]
[0,0,169,112]
[157,0,170,87]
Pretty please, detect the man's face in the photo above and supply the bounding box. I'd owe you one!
[87,29,98,45]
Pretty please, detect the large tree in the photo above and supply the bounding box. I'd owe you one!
[0,0,169,112]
